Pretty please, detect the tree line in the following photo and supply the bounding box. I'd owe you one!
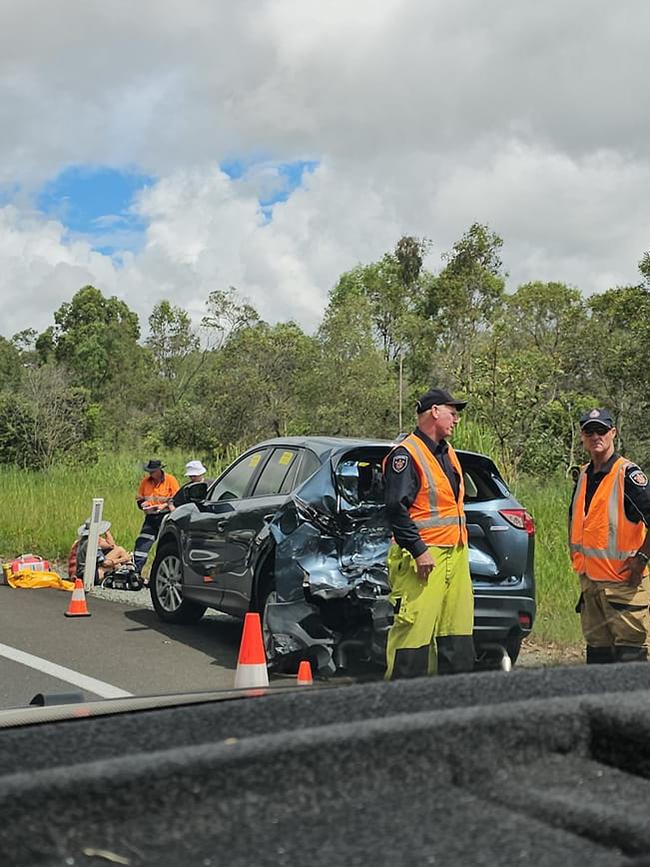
[1,222,650,477]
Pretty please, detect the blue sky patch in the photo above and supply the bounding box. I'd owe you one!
[259,159,319,206]
[0,182,21,207]
[37,165,155,256]
[220,156,319,221]
[32,158,319,256]
[219,157,250,180]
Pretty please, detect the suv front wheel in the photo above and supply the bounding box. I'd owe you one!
[150,543,206,624]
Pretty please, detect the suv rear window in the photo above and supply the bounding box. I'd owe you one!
[336,449,386,508]
[459,456,509,502]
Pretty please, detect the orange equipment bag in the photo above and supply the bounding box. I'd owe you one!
[9,553,51,573]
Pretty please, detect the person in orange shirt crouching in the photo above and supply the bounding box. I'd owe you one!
[134,459,180,581]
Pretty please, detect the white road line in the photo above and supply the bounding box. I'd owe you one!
[0,642,132,699]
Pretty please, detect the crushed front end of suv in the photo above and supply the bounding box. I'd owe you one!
[264,446,392,674]
[150,437,536,675]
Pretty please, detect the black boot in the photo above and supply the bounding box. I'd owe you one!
[614,645,648,663]
[586,645,615,664]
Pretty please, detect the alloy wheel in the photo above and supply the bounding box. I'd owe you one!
[155,554,184,613]
[261,590,277,660]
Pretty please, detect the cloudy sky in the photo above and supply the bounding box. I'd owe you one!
[1,0,649,337]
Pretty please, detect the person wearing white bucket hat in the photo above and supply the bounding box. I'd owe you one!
[170,459,211,510]
[184,460,207,481]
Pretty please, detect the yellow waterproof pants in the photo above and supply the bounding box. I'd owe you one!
[385,543,475,679]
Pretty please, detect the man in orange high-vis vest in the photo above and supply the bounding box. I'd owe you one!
[569,408,650,664]
[383,387,474,679]
[134,458,180,580]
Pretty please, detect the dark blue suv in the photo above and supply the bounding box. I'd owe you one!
[150,437,535,674]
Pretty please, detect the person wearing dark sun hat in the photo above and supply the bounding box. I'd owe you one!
[569,408,650,663]
[382,387,474,679]
[133,459,180,579]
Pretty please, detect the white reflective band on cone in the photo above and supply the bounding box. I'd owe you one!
[234,663,269,689]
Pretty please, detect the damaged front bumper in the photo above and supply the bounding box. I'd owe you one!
[263,588,394,676]
[265,478,393,675]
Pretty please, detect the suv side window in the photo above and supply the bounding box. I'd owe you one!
[209,449,267,501]
[292,450,321,488]
[252,448,298,497]
[278,448,321,494]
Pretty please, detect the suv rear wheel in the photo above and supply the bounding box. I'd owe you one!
[260,586,279,664]
[150,543,206,624]
[475,635,522,671]
[506,633,523,665]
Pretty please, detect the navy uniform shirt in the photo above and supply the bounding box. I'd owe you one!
[569,453,650,524]
[384,428,461,558]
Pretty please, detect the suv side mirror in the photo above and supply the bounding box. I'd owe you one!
[568,465,581,483]
[185,481,208,502]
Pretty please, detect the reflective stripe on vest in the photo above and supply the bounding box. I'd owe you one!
[569,457,646,581]
[397,434,467,546]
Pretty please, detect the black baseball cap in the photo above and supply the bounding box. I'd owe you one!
[579,408,614,431]
[416,387,467,414]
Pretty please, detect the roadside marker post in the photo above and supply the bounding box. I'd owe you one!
[83,498,104,592]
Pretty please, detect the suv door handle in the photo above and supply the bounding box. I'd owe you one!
[189,550,219,563]
[215,519,226,533]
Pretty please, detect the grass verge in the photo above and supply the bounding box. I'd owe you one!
[0,450,230,561]
[514,474,582,646]
[0,455,583,649]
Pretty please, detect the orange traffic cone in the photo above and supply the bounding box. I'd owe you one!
[234,612,268,688]
[296,659,313,686]
[64,578,91,618]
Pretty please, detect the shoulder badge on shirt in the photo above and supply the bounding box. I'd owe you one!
[629,468,649,487]
[392,453,409,473]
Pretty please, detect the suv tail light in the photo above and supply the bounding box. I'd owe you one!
[499,508,535,535]
[518,611,532,629]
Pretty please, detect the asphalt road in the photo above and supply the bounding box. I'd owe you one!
[0,582,547,710]
[0,583,244,708]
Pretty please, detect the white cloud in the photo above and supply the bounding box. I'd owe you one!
[0,206,119,333]
[1,0,650,336]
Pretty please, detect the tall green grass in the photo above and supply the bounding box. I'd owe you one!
[0,450,238,561]
[514,475,582,645]
[453,418,517,481]
[0,450,582,646]
[454,418,580,645]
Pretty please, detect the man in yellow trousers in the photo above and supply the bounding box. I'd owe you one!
[383,387,474,679]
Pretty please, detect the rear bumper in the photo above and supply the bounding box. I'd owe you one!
[473,589,536,647]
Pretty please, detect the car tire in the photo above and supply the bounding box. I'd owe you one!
[475,636,522,671]
[258,581,321,676]
[150,543,206,624]
[258,580,278,664]
[506,633,523,665]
